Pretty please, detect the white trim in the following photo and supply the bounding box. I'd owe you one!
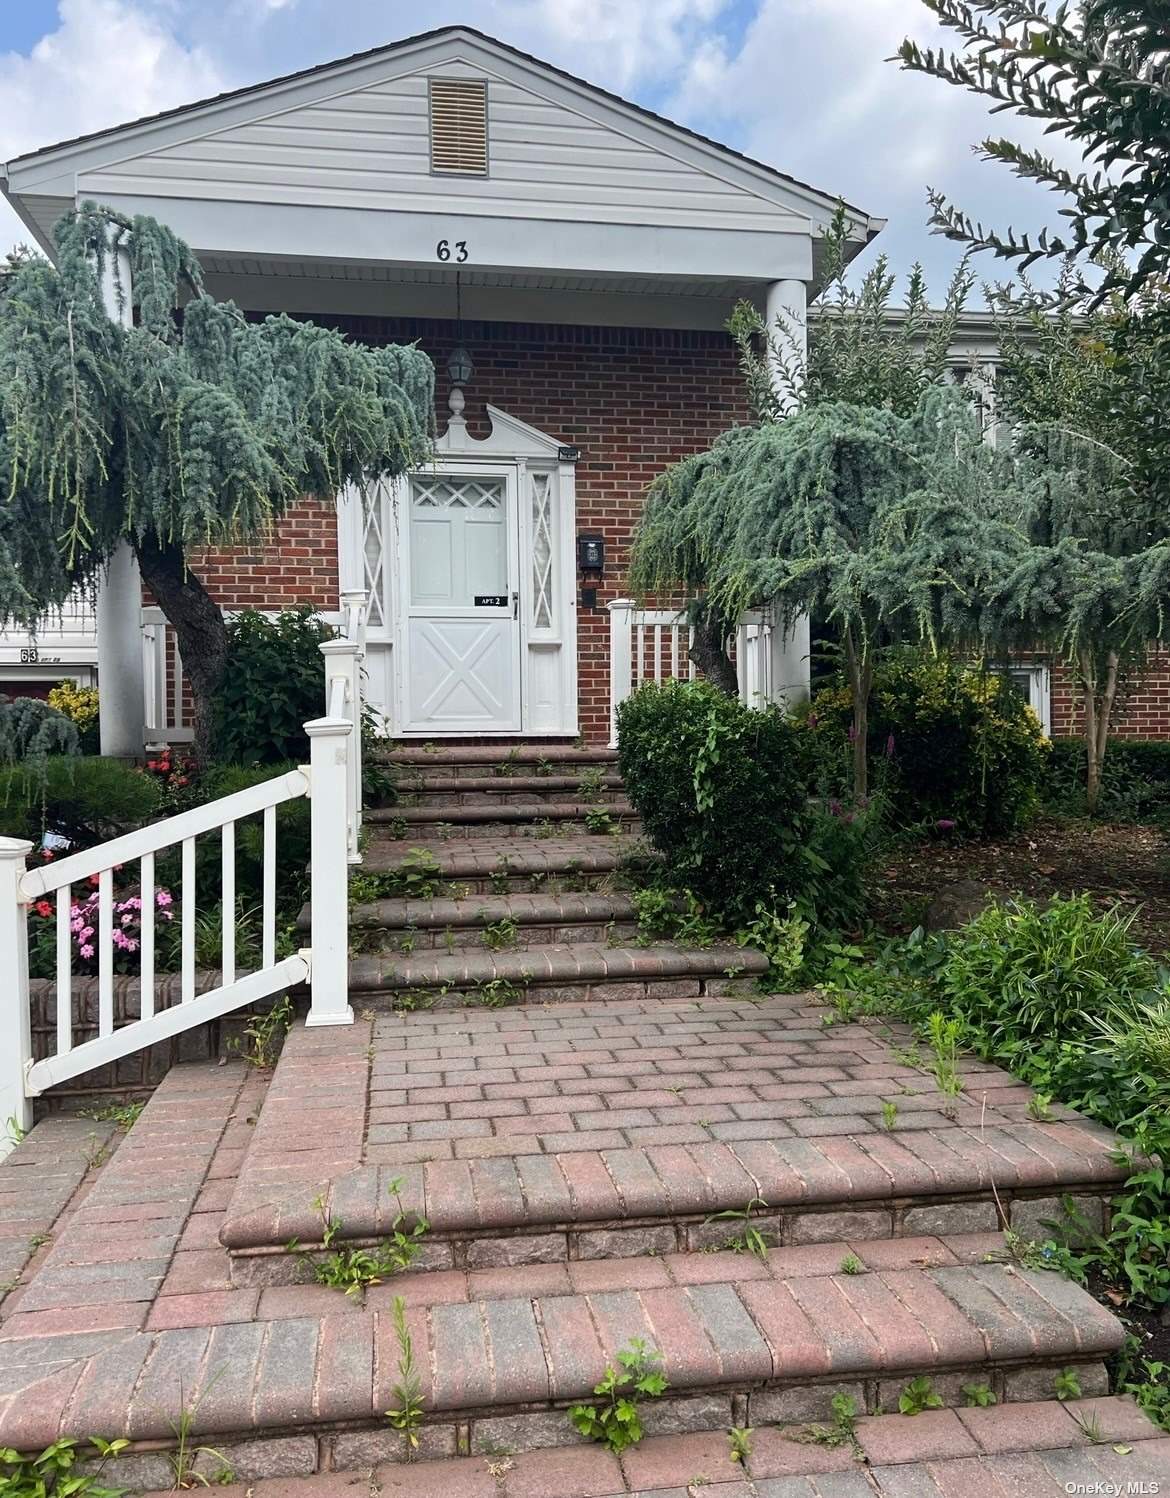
[1007,663,1052,737]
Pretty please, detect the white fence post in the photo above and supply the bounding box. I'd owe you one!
[303,714,354,1028]
[339,589,367,856]
[608,598,634,748]
[0,838,34,1151]
[320,640,362,863]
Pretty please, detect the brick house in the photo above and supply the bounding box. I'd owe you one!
[1,24,1159,748]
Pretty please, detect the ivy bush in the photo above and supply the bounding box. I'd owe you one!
[802,654,1046,837]
[1043,738,1170,823]
[213,608,333,766]
[616,680,872,926]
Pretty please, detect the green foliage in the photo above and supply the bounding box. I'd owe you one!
[0,1438,129,1498]
[47,683,99,755]
[839,1252,864,1275]
[962,1383,997,1409]
[234,995,293,1070]
[379,849,446,900]
[194,763,312,925]
[384,1296,424,1457]
[1118,1355,1170,1433]
[703,1197,773,1261]
[295,1180,429,1297]
[799,1392,858,1449]
[0,203,432,630]
[898,1376,944,1416]
[0,698,79,771]
[616,681,809,925]
[1043,737,1170,822]
[568,1339,669,1455]
[1054,1368,1083,1402]
[480,917,519,952]
[0,755,163,846]
[80,1100,144,1130]
[727,1427,753,1466]
[898,3,1170,301]
[804,654,1047,837]
[213,609,333,765]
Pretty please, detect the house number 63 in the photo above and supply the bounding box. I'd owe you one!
[435,240,469,262]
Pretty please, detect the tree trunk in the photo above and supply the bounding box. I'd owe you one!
[688,607,740,697]
[134,534,228,765]
[843,628,873,805]
[1080,647,1119,816]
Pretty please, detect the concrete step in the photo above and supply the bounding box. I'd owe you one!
[367,801,638,842]
[375,745,619,782]
[394,771,624,805]
[347,942,766,1007]
[344,890,656,952]
[219,1002,1130,1278]
[359,834,656,894]
[134,1402,1170,1497]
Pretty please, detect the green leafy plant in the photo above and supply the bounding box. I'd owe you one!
[727,1427,753,1466]
[799,1392,858,1450]
[736,900,809,987]
[213,609,334,766]
[839,1252,864,1275]
[472,977,526,1009]
[568,1339,668,1455]
[926,1011,963,1097]
[584,807,619,836]
[898,1377,944,1416]
[168,1376,232,1489]
[293,1181,429,1296]
[1027,1093,1055,1122]
[962,1382,997,1409]
[881,1100,898,1130]
[480,917,519,952]
[384,1295,424,1458]
[577,765,607,801]
[234,995,293,1070]
[1053,1368,1083,1403]
[0,1439,130,1498]
[79,1101,144,1130]
[382,849,446,900]
[703,1197,773,1262]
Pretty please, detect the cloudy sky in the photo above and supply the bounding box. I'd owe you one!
[0,0,1077,297]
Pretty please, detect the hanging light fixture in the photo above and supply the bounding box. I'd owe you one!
[446,270,474,388]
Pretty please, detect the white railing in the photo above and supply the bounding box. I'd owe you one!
[608,599,808,745]
[0,596,368,1145]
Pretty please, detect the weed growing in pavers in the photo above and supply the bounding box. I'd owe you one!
[578,766,607,801]
[481,917,519,951]
[80,1100,145,1129]
[489,861,511,895]
[585,808,619,836]
[1070,1409,1105,1443]
[385,1294,424,1457]
[962,1382,997,1408]
[473,977,528,1009]
[727,1427,753,1465]
[898,1376,944,1415]
[27,1232,50,1250]
[534,757,554,778]
[881,1100,898,1130]
[383,849,448,900]
[1118,1352,1170,1432]
[569,1338,669,1454]
[736,900,809,987]
[4,1116,27,1146]
[83,1134,111,1170]
[1027,1092,1055,1121]
[169,1375,233,1488]
[1054,1368,1083,1402]
[0,1438,130,1498]
[926,1011,963,1096]
[533,819,557,840]
[289,1180,429,1296]
[234,994,293,1070]
[798,1392,859,1450]
[839,1252,864,1275]
[703,1196,773,1261]
[385,816,409,840]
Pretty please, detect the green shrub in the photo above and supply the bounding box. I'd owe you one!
[193,762,312,923]
[617,680,867,924]
[0,696,80,767]
[213,608,333,766]
[802,653,1047,837]
[47,682,100,754]
[938,895,1159,1050]
[1044,738,1170,822]
[0,755,164,845]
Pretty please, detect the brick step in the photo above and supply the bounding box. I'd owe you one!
[393,772,625,804]
[367,802,639,842]
[375,745,619,780]
[345,890,654,952]
[135,1399,1170,1498]
[346,942,767,1008]
[360,834,656,894]
[218,1004,1130,1276]
[0,1237,1131,1489]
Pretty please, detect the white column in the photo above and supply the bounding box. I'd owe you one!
[97,544,147,756]
[303,715,354,1027]
[766,609,811,709]
[96,230,146,757]
[607,598,635,748]
[0,838,34,1151]
[765,278,808,413]
[320,637,362,864]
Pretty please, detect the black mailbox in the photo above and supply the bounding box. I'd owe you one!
[577,535,605,576]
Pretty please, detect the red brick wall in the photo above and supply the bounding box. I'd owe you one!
[1051,650,1170,739]
[182,313,749,745]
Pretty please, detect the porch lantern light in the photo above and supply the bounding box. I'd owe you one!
[446,343,474,386]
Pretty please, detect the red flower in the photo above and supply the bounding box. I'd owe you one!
[34,900,52,918]
[88,874,100,888]
[40,849,54,861]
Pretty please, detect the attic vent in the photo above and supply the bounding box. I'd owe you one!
[429,78,488,175]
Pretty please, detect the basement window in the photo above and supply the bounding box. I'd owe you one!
[429,78,489,176]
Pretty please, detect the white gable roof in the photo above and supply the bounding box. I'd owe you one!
[4,26,879,254]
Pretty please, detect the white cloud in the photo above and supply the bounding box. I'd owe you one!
[0,0,229,252]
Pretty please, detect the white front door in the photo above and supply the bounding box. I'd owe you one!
[399,467,523,733]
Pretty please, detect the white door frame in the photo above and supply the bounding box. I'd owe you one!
[338,402,579,737]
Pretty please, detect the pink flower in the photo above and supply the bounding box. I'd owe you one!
[80,926,94,941]
[112,930,128,949]
[156,890,173,908]
[34,900,52,918]
[885,734,895,757]
[79,944,94,959]
[807,712,819,728]
[126,940,138,953]
[936,819,956,832]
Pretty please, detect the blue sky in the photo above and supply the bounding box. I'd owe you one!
[1,0,1078,298]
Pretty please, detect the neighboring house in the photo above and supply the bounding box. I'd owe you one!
[0,24,1161,744]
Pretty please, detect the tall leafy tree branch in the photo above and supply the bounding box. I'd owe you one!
[0,204,434,760]
[897,1,1170,300]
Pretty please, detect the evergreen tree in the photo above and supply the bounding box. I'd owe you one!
[0,204,434,760]
[898,2,1170,301]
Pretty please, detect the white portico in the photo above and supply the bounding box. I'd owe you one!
[2,24,881,748]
